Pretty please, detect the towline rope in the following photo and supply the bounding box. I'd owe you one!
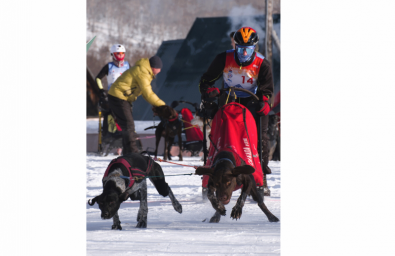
[120,173,196,181]
[156,158,199,169]
[181,119,200,131]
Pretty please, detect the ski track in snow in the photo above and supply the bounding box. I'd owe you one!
[87,155,281,255]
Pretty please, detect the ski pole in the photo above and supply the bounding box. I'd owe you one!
[259,116,262,162]
[203,116,207,165]
[98,111,102,153]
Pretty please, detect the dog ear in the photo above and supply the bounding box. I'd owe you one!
[170,101,179,108]
[119,191,130,202]
[152,105,166,115]
[232,165,255,176]
[154,105,177,119]
[152,106,159,116]
[169,107,178,119]
[195,167,214,177]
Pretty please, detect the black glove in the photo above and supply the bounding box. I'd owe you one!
[99,89,107,100]
[99,89,109,110]
[199,93,218,119]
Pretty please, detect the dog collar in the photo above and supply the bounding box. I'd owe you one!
[211,158,235,168]
[168,116,178,122]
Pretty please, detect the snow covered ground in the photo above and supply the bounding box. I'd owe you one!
[86,154,281,255]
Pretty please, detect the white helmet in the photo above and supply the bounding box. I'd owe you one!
[110,44,126,53]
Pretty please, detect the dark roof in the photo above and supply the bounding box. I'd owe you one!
[132,39,184,120]
[134,15,280,120]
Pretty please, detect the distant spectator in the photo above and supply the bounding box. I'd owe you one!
[95,44,129,155]
[107,56,166,155]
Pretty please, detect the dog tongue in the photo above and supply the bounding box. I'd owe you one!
[222,199,230,205]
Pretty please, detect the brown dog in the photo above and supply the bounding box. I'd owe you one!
[195,150,279,223]
[150,105,183,161]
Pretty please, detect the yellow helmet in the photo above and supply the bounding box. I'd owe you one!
[233,27,259,46]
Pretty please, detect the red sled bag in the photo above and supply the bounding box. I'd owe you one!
[202,102,263,188]
[181,108,203,141]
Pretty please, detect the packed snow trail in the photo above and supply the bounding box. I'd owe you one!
[87,155,280,255]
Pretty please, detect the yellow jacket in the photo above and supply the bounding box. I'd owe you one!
[108,58,165,107]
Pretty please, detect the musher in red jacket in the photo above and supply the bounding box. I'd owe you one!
[198,27,274,196]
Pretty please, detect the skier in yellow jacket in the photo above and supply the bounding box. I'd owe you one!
[107,56,165,155]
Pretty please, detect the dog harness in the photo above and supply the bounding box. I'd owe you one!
[211,157,235,169]
[210,147,246,170]
[162,116,180,135]
[103,156,154,188]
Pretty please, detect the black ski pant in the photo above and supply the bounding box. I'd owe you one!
[108,95,139,155]
[218,93,271,175]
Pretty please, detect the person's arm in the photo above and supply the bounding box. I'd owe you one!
[198,52,227,94]
[254,59,274,116]
[95,64,109,90]
[137,74,165,107]
[256,59,274,101]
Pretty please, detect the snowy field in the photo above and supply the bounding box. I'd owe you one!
[86,154,281,256]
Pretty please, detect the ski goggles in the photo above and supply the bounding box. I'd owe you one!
[235,45,255,56]
[113,52,125,61]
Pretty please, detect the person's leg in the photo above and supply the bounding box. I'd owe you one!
[260,114,271,196]
[108,95,139,155]
[102,111,110,137]
[241,96,271,196]
[260,114,271,175]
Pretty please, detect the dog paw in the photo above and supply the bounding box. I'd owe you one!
[136,220,147,228]
[136,216,147,228]
[217,206,226,216]
[231,204,243,220]
[209,216,221,223]
[268,215,279,222]
[209,211,222,223]
[111,223,122,230]
[172,201,182,214]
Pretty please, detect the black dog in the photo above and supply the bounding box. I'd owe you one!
[195,150,279,223]
[88,152,182,229]
[147,105,183,161]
